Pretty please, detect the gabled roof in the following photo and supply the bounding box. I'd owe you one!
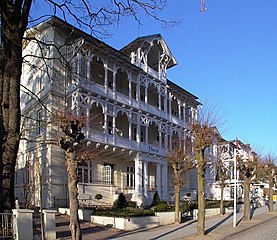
[120,34,177,69]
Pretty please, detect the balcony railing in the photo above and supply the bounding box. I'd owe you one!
[78,79,177,122]
[87,129,167,157]
[139,63,166,84]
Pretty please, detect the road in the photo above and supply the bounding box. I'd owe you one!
[226,216,277,240]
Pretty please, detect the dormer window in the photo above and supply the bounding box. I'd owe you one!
[120,35,177,83]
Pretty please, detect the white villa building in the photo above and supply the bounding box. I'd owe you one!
[16,17,201,208]
[205,138,262,203]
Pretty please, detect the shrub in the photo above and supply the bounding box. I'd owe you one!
[159,200,168,205]
[180,201,189,213]
[223,200,233,207]
[127,201,137,208]
[95,194,103,201]
[180,200,196,212]
[94,208,155,217]
[113,193,127,209]
[151,191,161,206]
[154,202,169,212]
[206,200,220,209]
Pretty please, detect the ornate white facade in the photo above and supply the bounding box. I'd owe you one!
[16,17,200,208]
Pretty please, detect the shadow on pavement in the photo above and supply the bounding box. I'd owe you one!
[56,214,123,239]
[205,213,234,234]
[107,220,197,240]
[149,220,197,240]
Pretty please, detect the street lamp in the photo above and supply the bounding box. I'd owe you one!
[233,151,248,227]
[233,149,237,228]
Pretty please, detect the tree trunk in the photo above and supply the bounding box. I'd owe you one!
[66,152,82,240]
[174,186,180,223]
[269,176,273,212]
[0,36,22,212]
[243,177,251,221]
[197,150,206,236]
[220,184,224,215]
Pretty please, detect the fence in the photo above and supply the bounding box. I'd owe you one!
[0,213,13,239]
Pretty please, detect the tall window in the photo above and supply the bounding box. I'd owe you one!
[101,165,111,185]
[90,57,104,85]
[126,166,134,188]
[36,109,45,135]
[79,56,87,78]
[77,162,93,183]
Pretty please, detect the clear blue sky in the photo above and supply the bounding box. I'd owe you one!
[31,1,277,156]
[105,0,277,156]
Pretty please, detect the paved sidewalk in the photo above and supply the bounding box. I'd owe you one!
[56,205,277,240]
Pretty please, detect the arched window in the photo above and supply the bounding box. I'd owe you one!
[116,68,129,96]
[89,103,104,132]
[171,131,180,148]
[185,135,192,155]
[148,121,159,146]
[90,56,105,85]
[148,83,159,108]
[115,111,129,138]
[171,97,178,117]
[79,55,88,78]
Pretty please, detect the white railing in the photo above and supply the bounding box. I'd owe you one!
[87,129,167,156]
[0,213,13,239]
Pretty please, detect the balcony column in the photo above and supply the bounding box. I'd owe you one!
[159,130,162,149]
[178,100,181,119]
[156,163,161,197]
[129,120,132,140]
[103,108,108,142]
[158,87,162,110]
[146,124,149,144]
[193,107,198,121]
[143,161,149,197]
[183,103,186,122]
[137,121,141,143]
[86,107,90,137]
[129,79,132,101]
[165,132,168,150]
[168,125,172,149]
[191,107,194,122]
[112,71,116,100]
[137,79,141,102]
[168,94,172,117]
[164,88,168,114]
[112,113,116,144]
[104,67,108,94]
[134,155,143,197]
[145,85,148,104]
[162,164,168,200]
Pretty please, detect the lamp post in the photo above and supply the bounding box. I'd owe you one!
[233,149,237,227]
[233,150,249,227]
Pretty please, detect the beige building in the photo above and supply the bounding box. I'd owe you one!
[16,17,200,208]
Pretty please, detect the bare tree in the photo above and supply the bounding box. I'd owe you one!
[260,155,276,212]
[57,112,90,240]
[214,157,230,215]
[167,139,194,223]
[191,105,220,236]
[237,152,259,221]
[0,0,176,213]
